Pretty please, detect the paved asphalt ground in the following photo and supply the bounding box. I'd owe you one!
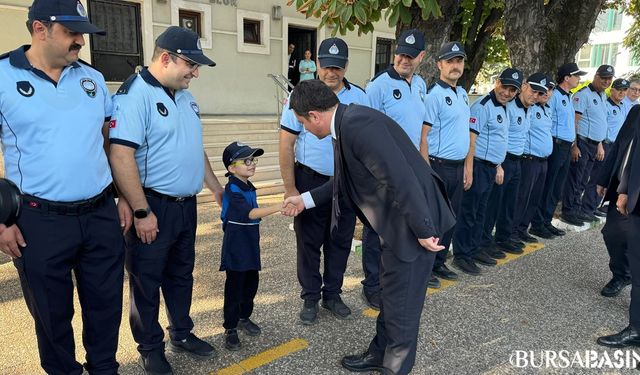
[1,198,639,375]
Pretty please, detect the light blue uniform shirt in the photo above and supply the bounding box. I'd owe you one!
[0,46,113,201]
[424,80,470,160]
[110,68,204,197]
[280,79,368,176]
[573,84,607,142]
[549,87,575,142]
[469,91,509,165]
[506,96,531,156]
[605,98,625,143]
[366,67,428,149]
[621,96,638,118]
[525,103,553,157]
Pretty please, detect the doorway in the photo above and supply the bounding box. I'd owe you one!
[287,27,317,86]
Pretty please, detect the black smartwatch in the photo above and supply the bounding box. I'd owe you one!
[134,207,151,219]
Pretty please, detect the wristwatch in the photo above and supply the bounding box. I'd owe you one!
[134,207,151,219]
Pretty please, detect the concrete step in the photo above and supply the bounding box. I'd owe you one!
[196,178,284,202]
[202,129,279,144]
[208,151,279,172]
[204,139,280,156]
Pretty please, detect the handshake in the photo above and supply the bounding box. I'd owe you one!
[280,195,304,217]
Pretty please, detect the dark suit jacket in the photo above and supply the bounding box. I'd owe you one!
[310,104,456,262]
[598,105,640,212]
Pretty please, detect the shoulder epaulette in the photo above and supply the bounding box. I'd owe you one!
[0,51,10,60]
[77,58,103,73]
[116,73,138,95]
[369,69,388,83]
[480,95,491,105]
[349,81,366,93]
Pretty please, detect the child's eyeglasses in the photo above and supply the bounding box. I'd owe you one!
[232,157,258,166]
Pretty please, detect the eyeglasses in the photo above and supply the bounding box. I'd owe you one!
[232,157,258,166]
[630,87,640,93]
[168,52,201,72]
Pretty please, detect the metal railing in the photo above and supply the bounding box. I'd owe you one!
[267,73,294,122]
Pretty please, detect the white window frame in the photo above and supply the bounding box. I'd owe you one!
[170,0,212,50]
[236,9,270,55]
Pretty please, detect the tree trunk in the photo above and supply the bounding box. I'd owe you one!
[504,0,606,77]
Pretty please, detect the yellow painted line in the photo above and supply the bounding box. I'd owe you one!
[212,338,308,375]
[362,243,546,319]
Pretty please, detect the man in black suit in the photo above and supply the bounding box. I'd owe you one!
[283,80,456,375]
[596,105,640,348]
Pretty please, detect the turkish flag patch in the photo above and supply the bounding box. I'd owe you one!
[470,117,477,124]
[109,119,117,128]
[574,97,579,102]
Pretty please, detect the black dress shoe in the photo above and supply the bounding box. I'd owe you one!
[322,296,352,319]
[224,329,241,351]
[577,211,598,222]
[601,278,632,297]
[597,325,640,348]
[341,351,384,372]
[138,350,173,375]
[560,213,584,226]
[544,223,565,236]
[432,264,458,280]
[362,290,381,310]
[473,250,497,266]
[238,318,261,336]
[496,241,524,254]
[484,245,506,259]
[427,275,441,289]
[300,300,319,325]
[517,231,539,243]
[452,257,482,275]
[167,333,216,358]
[509,239,526,249]
[530,225,555,239]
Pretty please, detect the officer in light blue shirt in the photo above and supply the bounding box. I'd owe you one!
[0,1,126,373]
[530,62,587,238]
[109,27,223,373]
[561,64,613,225]
[451,68,520,276]
[279,37,367,320]
[483,73,547,255]
[514,76,556,242]
[420,41,470,283]
[584,78,630,217]
[361,29,432,295]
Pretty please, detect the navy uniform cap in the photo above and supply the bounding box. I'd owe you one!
[545,74,556,89]
[557,62,587,78]
[156,26,216,67]
[499,68,524,89]
[437,41,466,60]
[317,38,348,69]
[396,29,425,58]
[222,141,264,176]
[596,64,615,78]
[526,72,549,93]
[28,0,105,35]
[612,78,630,90]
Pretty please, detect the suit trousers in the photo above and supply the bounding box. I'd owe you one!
[14,194,124,375]
[583,142,611,214]
[223,270,259,329]
[628,214,640,329]
[367,241,435,375]
[294,164,355,301]
[430,161,464,268]
[532,140,572,228]
[126,195,197,353]
[452,162,497,260]
[601,200,631,281]
[482,157,521,245]
[361,223,382,295]
[514,158,548,235]
[562,139,598,215]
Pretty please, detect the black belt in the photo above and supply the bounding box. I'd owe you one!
[473,157,497,168]
[143,188,195,202]
[603,139,613,145]
[23,186,112,216]
[506,153,522,161]
[577,135,600,145]
[429,156,465,166]
[552,137,572,147]
[522,154,548,161]
[295,162,330,179]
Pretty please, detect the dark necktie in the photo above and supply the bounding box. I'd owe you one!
[330,138,341,235]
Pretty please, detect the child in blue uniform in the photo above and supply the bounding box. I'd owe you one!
[220,141,283,351]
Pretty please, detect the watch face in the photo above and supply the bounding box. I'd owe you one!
[134,209,148,219]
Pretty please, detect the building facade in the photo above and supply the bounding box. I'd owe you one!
[0,0,396,114]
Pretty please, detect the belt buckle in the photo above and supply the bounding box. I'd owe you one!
[175,196,186,202]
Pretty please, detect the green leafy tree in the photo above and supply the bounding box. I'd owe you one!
[623,0,640,66]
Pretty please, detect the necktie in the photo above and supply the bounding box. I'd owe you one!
[330,138,341,235]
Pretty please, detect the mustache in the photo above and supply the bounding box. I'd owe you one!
[451,69,462,74]
[69,44,82,51]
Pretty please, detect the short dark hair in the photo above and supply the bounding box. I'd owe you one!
[26,19,53,35]
[289,80,339,118]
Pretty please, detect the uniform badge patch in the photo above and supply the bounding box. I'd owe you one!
[593,99,598,105]
[157,102,169,117]
[517,117,522,125]
[562,99,567,106]
[16,81,34,97]
[497,114,503,123]
[393,89,402,100]
[80,78,97,98]
[405,34,416,45]
[445,97,452,106]
[77,1,88,17]
[536,112,541,119]
[613,109,617,115]
[470,117,477,124]
[190,102,200,117]
[109,119,117,128]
